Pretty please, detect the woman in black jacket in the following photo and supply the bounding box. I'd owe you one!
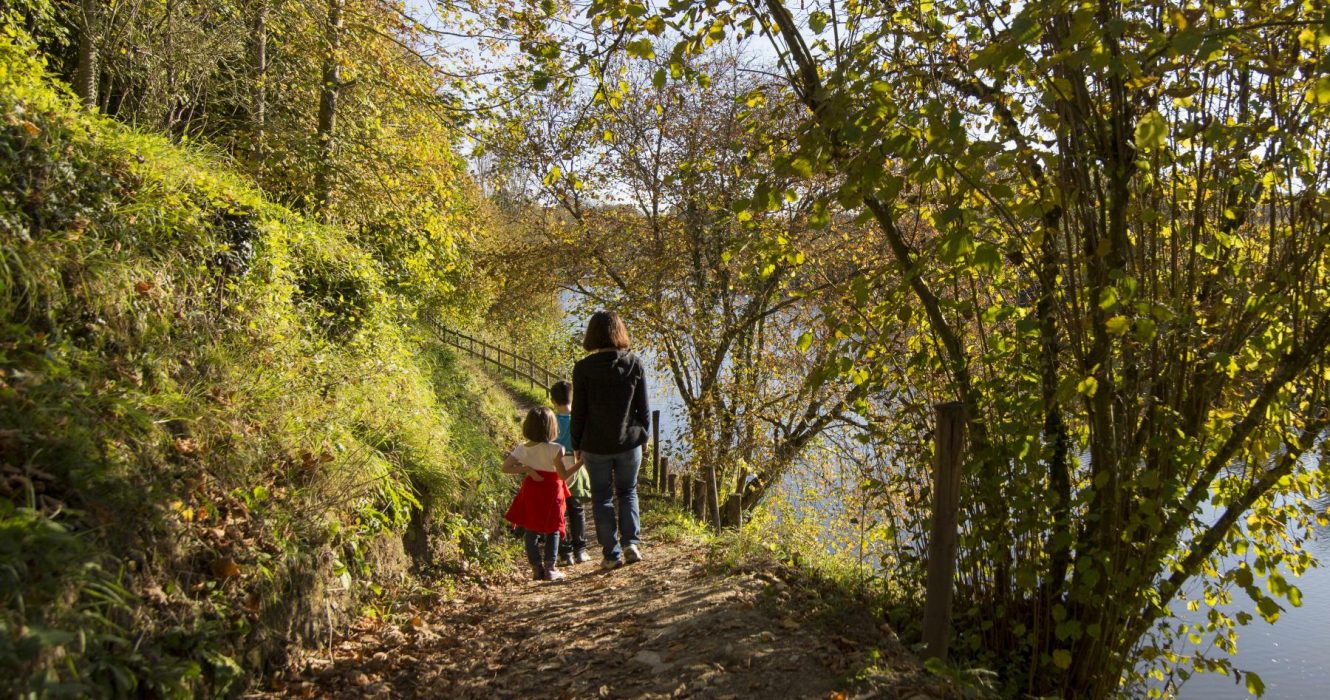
[570,311,651,569]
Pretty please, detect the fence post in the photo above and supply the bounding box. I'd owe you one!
[725,494,742,529]
[666,466,676,499]
[681,476,692,512]
[923,400,966,663]
[651,410,661,490]
[691,478,707,520]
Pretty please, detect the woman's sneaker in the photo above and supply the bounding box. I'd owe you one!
[600,557,622,571]
[624,545,643,564]
[545,566,566,582]
[573,550,592,564]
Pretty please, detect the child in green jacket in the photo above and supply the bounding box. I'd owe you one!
[550,381,591,565]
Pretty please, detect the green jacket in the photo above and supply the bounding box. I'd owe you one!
[556,413,591,499]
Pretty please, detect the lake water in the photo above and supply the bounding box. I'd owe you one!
[558,298,1328,697]
[1168,497,1330,699]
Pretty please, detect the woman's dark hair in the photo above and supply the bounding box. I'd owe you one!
[582,311,631,352]
[523,407,558,443]
[549,380,572,406]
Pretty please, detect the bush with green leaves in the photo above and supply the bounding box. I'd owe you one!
[0,23,518,697]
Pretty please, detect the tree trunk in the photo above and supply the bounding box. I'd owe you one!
[314,0,344,219]
[705,462,721,529]
[251,0,268,162]
[75,0,98,109]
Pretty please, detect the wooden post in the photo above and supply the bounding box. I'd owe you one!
[667,469,676,499]
[651,410,661,490]
[725,494,742,529]
[923,401,966,663]
[691,479,705,519]
[681,476,692,512]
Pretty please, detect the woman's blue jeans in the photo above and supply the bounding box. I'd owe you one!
[583,446,641,561]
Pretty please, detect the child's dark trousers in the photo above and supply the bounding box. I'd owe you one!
[558,496,587,557]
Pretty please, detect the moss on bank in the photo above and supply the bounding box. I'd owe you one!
[0,28,517,698]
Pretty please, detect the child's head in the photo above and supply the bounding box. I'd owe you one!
[549,380,572,407]
[522,406,558,443]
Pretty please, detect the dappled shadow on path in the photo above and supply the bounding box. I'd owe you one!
[267,534,940,700]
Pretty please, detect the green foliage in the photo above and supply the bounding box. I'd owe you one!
[642,498,713,545]
[0,26,517,697]
[544,0,1330,696]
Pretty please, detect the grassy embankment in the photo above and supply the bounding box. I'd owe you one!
[0,28,523,697]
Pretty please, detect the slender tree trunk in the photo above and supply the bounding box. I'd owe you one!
[314,0,344,219]
[75,0,99,109]
[251,0,268,163]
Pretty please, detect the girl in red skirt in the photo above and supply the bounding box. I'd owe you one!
[503,407,582,581]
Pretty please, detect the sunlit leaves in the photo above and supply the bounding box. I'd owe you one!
[1245,671,1266,697]
[546,0,1330,695]
[1134,111,1169,151]
[808,11,829,35]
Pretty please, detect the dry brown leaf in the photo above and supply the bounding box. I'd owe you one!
[210,557,241,579]
[135,280,154,296]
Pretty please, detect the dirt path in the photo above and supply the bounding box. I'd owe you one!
[265,512,940,700]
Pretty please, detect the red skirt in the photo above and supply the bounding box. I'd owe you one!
[504,473,570,536]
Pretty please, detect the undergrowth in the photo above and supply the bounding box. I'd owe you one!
[0,26,519,698]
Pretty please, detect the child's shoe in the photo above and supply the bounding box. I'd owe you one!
[573,549,591,564]
[544,565,566,582]
[600,557,622,571]
[558,551,573,566]
[531,563,546,581]
[624,544,643,564]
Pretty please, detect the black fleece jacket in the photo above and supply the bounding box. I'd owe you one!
[570,350,651,454]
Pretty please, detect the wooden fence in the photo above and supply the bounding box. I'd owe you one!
[422,313,561,391]
[423,311,968,664]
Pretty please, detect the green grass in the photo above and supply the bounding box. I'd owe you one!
[642,497,714,545]
[0,28,520,698]
[496,372,555,410]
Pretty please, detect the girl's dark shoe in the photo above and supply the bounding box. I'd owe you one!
[531,563,546,581]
